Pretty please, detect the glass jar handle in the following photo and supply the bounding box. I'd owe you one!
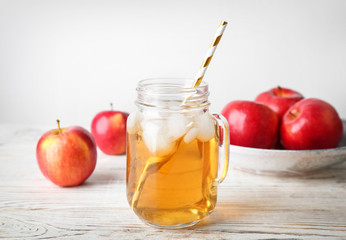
[213,114,230,184]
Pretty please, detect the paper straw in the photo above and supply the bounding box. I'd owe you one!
[131,21,228,209]
[192,20,228,88]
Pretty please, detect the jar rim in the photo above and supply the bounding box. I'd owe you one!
[137,78,208,93]
[136,78,210,111]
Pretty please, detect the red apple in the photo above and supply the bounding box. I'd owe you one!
[91,105,129,155]
[221,100,279,149]
[281,98,343,150]
[255,86,304,119]
[36,120,97,187]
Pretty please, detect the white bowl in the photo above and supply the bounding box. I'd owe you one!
[229,120,346,176]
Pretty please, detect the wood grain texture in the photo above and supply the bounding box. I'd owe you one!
[1,124,346,239]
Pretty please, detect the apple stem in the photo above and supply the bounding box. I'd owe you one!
[110,103,113,111]
[56,119,62,134]
[288,111,298,118]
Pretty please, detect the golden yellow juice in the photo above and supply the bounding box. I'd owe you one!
[126,128,219,227]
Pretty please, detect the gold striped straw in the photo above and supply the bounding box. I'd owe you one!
[192,20,228,88]
[131,21,228,209]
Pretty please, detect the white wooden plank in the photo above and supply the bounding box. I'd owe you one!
[1,124,346,239]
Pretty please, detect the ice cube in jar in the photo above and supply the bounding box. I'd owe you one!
[195,112,215,142]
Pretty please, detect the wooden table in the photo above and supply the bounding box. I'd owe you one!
[1,124,346,239]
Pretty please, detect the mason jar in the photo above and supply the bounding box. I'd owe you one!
[126,78,229,228]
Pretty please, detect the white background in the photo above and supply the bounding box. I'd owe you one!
[1,0,345,129]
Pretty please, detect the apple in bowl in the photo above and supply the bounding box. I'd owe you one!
[255,86,304,119]
[223,91,345,175]
[281,98,343,150]
[221,100,279,149]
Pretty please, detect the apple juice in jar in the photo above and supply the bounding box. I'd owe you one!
[126,78,229,228]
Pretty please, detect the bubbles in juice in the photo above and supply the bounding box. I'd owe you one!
[126,110,219,227]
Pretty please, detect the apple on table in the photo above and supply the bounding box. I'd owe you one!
[36,120,97,187]
[91,104,129,155]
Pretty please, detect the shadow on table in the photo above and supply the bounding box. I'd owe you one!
[80,167,126,187]
[192,162,346,229]
[193,201,268,229]
[298,162,346,181]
